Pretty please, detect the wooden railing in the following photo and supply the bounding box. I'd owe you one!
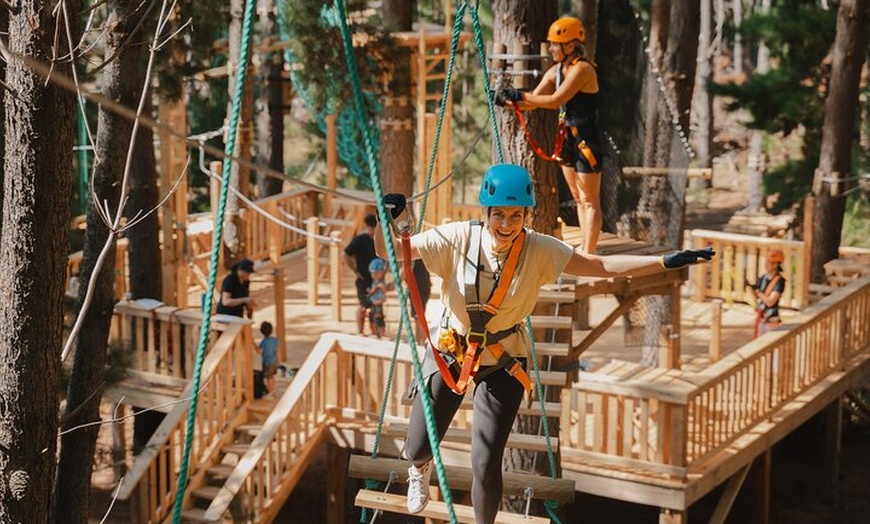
[561,278,870,475]
[114,310,253,524]
[202,336,473,522]
[690,229,809,309]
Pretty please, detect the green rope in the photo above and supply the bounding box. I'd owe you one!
[332,1,458,523]
[170,0,257,522]
[468,2,504,163]
[417,1,467,231]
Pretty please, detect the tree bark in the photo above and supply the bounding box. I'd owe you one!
[256,0,285,198]
[0,0,79,521]
[493,0,561,235]
[380,0,415,196]
[55,1,146,520]
[224,0,255,268]
[746,0,771,212]
[126,96,162,300]
[575,0,598,62]
[691,0,714,190]
[811,0,868,282]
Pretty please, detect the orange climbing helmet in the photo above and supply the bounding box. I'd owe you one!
[548,16,586,44]
[767,249,785,264]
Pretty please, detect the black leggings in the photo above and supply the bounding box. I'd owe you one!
[404,366,525,524]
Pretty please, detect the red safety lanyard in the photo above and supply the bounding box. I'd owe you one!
[511,104,566,163]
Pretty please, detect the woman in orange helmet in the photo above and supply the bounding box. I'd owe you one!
[748,249,786,336]
[498,16,603,253]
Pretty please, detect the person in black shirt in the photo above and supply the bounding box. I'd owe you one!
[216,258,257,317]
[344,214,378,335]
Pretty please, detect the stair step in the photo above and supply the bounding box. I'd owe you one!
[207,464,235,481]
[191,485,222,502]
[527,341,570,357]
[222,443,249,456]
[235,424,262,437]
[355,490,550,523]
[528,315,572,330]
[536,289,576,304]
[383,423,558,453]
[179,508,212,523]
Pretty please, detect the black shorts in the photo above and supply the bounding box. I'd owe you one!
[559,125,603,174]
[355,277,373,307]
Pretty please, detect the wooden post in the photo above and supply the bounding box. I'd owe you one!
[326,115,337,214]
[330,231,342,321]
[326,443,348,524]
[306,217,319,306]
[573,297,591,330]
[802,195,814,304]
[748,449,771,524]
[823,397,842,506]
[160,101,189,307]
[267,205,286,362]
[659,508,686,524]
[112,404,128,482]
[513,42,528,89]
[709,300,723,363]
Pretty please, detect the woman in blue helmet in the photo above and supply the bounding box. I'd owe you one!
[390,163,713,523]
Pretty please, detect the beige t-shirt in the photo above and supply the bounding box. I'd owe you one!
[412,221,574,364]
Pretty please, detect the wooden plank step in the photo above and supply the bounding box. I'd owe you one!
[527,341,570,357]
[235,424,262,436]
[191,485,221,502]
[528,315,572,330]
[356,490,550,524]
[349,456,574,502]
[180,508,212,523]
[207,464,235,481]
[222,444,249,456]
[383,423,559,453]
[536,289,576,304]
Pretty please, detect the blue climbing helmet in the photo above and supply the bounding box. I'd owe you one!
[368,257,386,273]
[478,163,536,207]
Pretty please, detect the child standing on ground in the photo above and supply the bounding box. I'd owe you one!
[367,258,388,339]
[259,321,279,395]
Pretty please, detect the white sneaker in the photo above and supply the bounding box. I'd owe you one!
[406,462,431,514]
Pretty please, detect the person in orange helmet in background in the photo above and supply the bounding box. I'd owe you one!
[497,16,604,254]
[747,249,786,336]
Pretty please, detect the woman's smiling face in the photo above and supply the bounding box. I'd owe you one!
[486,206,527,251]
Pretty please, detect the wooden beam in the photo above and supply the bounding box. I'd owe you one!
[355,490,549,524]
[569,294,641,360]
[708,463,750,524]
[823,397,842,506]
[348,456,575,503]
[326,443,347,524]
[622,167,712,179]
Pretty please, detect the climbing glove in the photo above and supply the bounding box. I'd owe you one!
[383,193,407,219]
[661,247,715,269]
[494,87,525,107]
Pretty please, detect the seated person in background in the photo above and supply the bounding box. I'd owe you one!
[367,258,388,339]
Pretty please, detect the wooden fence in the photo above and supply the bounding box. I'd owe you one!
[113,307,253,523]
[690,229,809,309]
[560,278,870,475]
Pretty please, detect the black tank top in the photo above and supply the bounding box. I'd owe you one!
[557,58,599,127]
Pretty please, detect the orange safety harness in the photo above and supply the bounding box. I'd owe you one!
[754,274,783,337]
[400,222,532,395]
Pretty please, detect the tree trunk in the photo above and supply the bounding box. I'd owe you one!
[0,1,79,521]
[691,0,714,190]
[126,96,162,300]
[746,0,771,212]
[492,2,560,516]
[575,0,598,62]
[224,0,255,268]
[55,1,145,520]
[256,0,285,198]
[380,0,415,196]
[493,0,561,235]
[811,0,868,282]
[733,0,744,75]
